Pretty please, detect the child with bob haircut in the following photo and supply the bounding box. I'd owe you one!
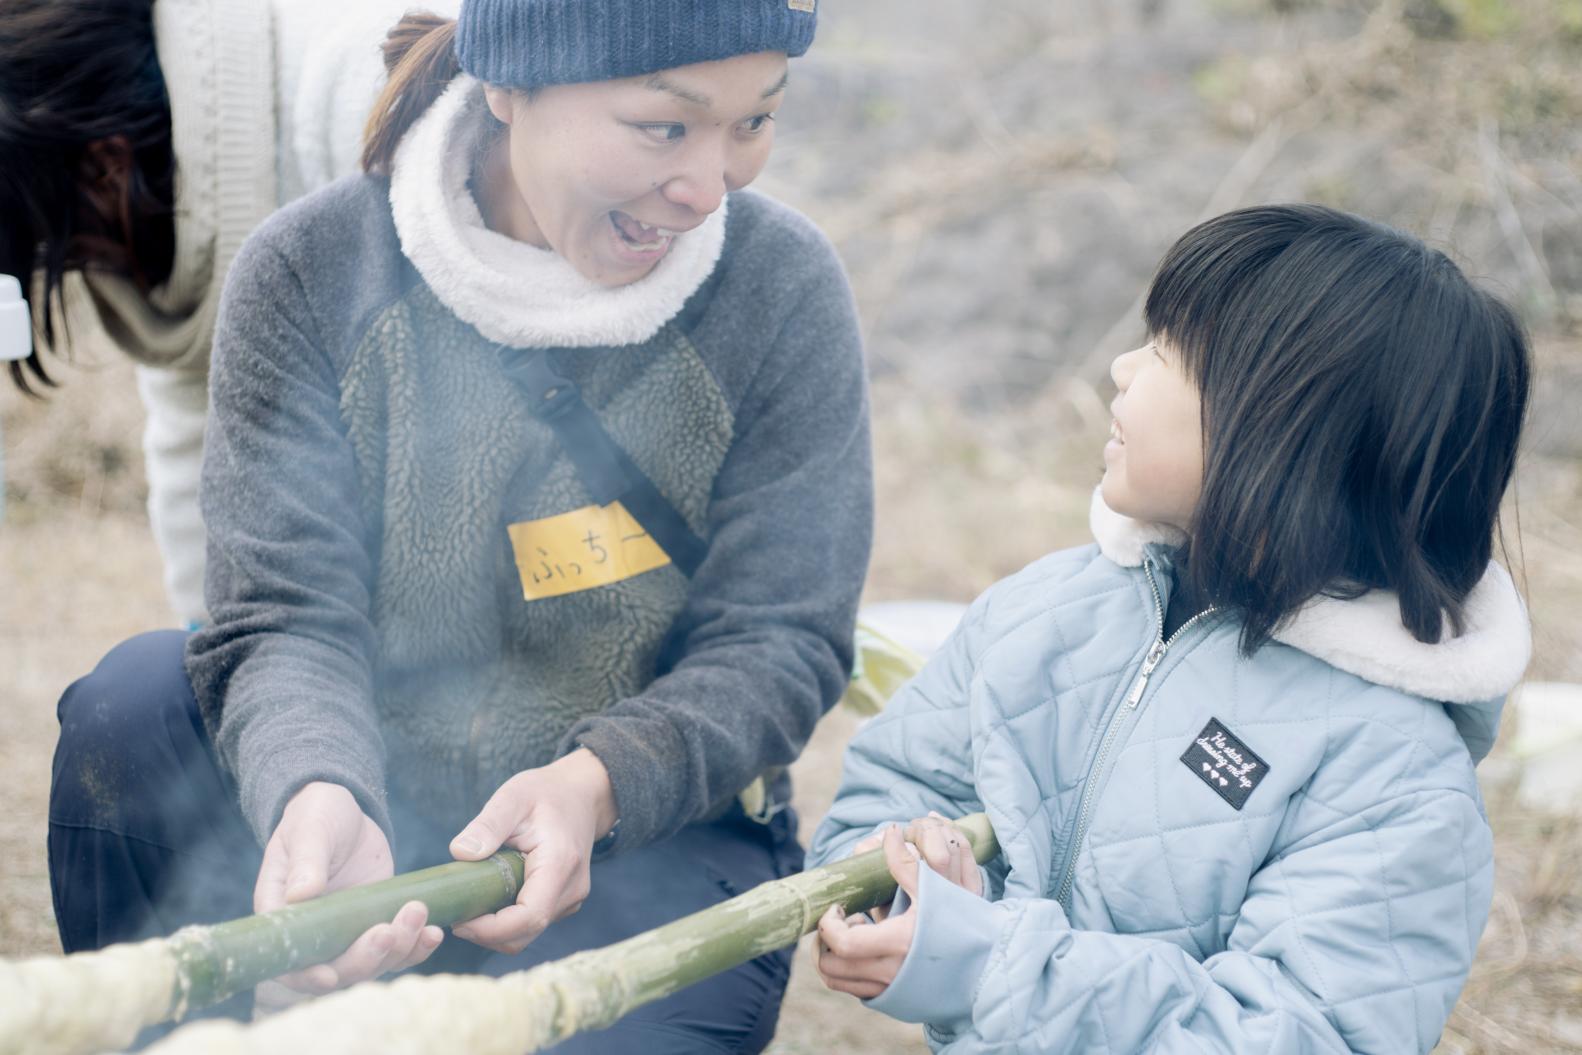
[808,203,1531,1054]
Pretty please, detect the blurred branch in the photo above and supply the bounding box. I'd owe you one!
[1478,118,1558,317]
[1449,1001,1582,1055]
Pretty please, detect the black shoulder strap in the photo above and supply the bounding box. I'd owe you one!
[498,347,709,578]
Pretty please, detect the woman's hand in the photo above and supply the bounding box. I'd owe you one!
[815,814,983,999]
[252,782,443,1013]
[447,748,618,954]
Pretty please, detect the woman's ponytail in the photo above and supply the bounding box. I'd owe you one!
[361,13,461,176]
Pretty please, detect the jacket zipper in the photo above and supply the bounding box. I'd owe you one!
[1054,559,1218,912]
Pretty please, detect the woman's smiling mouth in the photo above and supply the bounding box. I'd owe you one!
[609,210,678,256]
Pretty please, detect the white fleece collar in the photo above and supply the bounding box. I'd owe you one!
[389,76,728,349]
[1088,490,1531,704]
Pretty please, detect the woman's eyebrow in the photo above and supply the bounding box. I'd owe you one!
[642,71,791,108]
[645,74,711,107]
[761,71,790,99]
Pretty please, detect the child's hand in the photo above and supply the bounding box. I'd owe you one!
[815,816,983,998]
[817,824,918,997]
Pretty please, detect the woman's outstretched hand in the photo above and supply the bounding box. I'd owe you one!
[815,814,983,999]
[447,748,618,954]
[252,781,443,1013]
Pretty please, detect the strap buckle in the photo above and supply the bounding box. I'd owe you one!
[497,346,580,422]
[530,378,581,422]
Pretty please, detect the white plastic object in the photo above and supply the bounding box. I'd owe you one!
[0,274,33,362]
[1507,681,1582,809]
[858,600,970,659]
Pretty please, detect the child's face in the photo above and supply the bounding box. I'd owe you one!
[1102,339,1203,530]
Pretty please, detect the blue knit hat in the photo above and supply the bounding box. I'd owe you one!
[456,0,818,91]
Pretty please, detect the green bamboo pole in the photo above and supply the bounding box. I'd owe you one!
[0,853,525,1055]
[145,814,1000,1055]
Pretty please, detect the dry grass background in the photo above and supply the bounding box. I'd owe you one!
[3,0,1582,1051]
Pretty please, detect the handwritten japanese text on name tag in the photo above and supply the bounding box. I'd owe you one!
[508,501,670,600]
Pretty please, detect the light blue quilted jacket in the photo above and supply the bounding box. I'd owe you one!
[809,496,1531,1055]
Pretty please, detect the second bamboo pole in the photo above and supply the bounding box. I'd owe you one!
[146,813,1000,1055]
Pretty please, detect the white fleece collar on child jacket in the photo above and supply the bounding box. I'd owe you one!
[1088,490,1531,705]
[389,75,728,350]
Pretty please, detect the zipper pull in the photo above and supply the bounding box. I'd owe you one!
[1126,640,1168,707]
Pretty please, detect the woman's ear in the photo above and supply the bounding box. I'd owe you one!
[77,135,137,249]
[483,85,516,125]
[80,135,134,189]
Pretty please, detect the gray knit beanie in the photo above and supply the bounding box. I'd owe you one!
[456,0,818,91]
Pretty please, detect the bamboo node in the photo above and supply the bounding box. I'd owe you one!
[787,878,818,935]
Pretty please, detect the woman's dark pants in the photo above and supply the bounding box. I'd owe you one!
[48,630,802,1053]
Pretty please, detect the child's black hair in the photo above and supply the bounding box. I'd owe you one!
[1144,203,1530,654]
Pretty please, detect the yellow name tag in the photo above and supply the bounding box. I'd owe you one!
[508,502,671,601]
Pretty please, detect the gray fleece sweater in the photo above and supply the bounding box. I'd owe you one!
[185,171,871,852]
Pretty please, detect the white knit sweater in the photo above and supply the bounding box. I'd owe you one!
[83,0,457,625]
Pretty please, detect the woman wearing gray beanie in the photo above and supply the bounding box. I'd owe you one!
[47,0,869,1050]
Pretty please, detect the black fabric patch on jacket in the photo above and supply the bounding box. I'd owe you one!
[1180,718,1269,810]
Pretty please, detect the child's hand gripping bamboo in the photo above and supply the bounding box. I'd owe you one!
[814,813,984,999]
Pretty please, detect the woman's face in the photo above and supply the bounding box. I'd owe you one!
[481,51,789,287]
[1102,338,1204,531]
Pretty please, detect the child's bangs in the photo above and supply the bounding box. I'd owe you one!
[1141,206,1347,386]
[1140,216,1259,386]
